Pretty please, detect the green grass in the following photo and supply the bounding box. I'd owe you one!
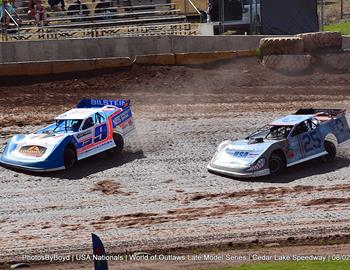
[204,260,350,270]
[324,20,350,35]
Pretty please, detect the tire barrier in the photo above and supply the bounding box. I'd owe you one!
[297,32,343,53]
[259,37,304,56]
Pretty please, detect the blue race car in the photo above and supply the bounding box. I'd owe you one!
[0,99,136,172]
[208,109,350,178]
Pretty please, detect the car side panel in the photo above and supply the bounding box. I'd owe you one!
[299,129,324,158]
[110,107,136,137]
[285,135,303,165]
[75,121,114,160]
[319,115,350,144]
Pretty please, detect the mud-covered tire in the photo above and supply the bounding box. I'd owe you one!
[321,141,336,163]
[259,37,304,56]
[319,50,350,71]
[297,32,342,53]
[112,133,124,153]
[269,153,285,176]
[262,54,312,73]
[64,147,77,170]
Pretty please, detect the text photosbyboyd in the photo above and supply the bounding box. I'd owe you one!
[22,253,350,263]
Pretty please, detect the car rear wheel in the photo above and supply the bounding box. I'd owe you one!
[112,133,124,153]
[321,140,336,163]
[64,147,77,170]
[269,153,285,175]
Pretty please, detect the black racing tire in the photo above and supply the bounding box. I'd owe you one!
[64,147,77,170]
[321,141,336,163]
[259,37,304,56]
[297,32,342,53]
[269,153,285,176]
[112,133,124,153]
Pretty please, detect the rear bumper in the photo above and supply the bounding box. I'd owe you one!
[207,163,270,178]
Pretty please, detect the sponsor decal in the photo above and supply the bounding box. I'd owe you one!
[77,130,92,139]
[112,109,132,127]
[247,158,265,172]
[225,149,249,158]
[19,145,46,157]
[82,138,92,146]
[91,99,120,107]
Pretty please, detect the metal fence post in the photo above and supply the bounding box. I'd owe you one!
[249,0,253,34]
[183,0,188,18]
[320,0,324,31]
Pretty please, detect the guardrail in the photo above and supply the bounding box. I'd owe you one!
[5,22,200,40]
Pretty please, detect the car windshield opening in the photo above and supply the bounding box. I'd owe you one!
[54,119,82,133]
[248,125,292,140]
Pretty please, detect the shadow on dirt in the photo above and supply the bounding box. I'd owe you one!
[12,150,146,180]
[215,156,350,184]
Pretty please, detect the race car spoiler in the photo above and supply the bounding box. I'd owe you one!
[295,108,346,117]
[77,99,130,109]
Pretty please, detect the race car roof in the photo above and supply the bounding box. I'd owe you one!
[270,114,314,126]
[55,108,100,120]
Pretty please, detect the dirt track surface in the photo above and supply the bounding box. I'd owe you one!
[1,58,350,268]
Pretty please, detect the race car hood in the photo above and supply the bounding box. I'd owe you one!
[19,133,68,147]
[4,133,69,161]
[211,139,275,168]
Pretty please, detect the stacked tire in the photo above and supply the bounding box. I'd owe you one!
[260,32,349,72]
[297,32,350,71]
[260,37,312,73]
[297,32,342,53]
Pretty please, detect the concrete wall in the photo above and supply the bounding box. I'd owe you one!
[1,35,349,64]
[0,36,264,64]
[343,35,350,50]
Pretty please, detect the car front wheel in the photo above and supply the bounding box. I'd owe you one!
[269,153,285,175]
[64,147,77,170]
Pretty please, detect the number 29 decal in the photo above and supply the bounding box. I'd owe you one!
[302,130,322,153]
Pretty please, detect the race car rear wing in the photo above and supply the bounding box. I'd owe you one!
[294,108,346,117]
[77,99,130,109]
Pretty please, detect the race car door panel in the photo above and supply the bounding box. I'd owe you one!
[299,128,324,158]
[76,124,95,158]
[286,135,303,165]
[94,123,108,143]
[287,119,325,164]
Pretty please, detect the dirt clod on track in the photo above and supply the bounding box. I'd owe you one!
[1,57,350,269]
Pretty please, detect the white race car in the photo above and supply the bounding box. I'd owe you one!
[208,109,350,178]
[0,99,136,172]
